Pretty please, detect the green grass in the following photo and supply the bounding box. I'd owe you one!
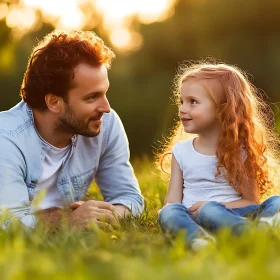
[1,157,280,280]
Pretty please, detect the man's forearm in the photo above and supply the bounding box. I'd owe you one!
[36,207,67,229]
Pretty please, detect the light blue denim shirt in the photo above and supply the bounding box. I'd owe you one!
[0,101,144,228]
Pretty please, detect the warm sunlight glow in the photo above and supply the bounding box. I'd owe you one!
[23,0,85,29]
[95,0,176,50]
[6,7,36,30]
[110,28,143,51]
[7,0,177,51]
[111,28,131,48]
[0,3,9,21]
[96,0,176,25]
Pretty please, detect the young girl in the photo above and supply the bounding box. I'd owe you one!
[158,61,280,249]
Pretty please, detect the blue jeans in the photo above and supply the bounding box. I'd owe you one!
[158,203,209,243]
[158,196,280,242]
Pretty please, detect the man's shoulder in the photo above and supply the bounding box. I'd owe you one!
[103,108,119,122]
[102,108,124,131]
[0,101,33,137]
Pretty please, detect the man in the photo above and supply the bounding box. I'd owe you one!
[0,30,144,229]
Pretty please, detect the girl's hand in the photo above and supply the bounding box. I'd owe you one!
[189,201,208,217]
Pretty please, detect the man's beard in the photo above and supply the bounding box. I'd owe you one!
[55,105,102,137]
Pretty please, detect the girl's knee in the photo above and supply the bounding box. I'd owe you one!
[263,196,280,208]
[198,201,221,217]
[197,201,227,225]
[158,203,186,224]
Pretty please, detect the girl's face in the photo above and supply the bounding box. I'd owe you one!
[179,79,221,137]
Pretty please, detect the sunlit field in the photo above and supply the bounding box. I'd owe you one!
[2,0,280,278]
[1,157,280,280]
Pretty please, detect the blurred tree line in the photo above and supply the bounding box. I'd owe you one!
[1,0,280,157]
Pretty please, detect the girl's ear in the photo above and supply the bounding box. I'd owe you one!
[45,93,63,113]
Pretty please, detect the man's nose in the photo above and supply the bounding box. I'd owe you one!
[99,95,111,113]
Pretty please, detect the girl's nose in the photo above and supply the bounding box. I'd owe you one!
[179,104,188,115]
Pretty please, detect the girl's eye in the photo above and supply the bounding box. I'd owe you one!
[190,99,197,104]
[180,99,183,105]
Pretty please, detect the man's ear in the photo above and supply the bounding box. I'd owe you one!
[45,93,63,113]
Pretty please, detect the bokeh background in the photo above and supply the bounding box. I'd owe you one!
[1,0,280,157]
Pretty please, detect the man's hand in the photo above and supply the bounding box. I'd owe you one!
[36,207,63,229]
[113,204,130,218]
[68,200,120,230]
[189,201,208,217]
[70,201,130,218]
[70,201,84,209]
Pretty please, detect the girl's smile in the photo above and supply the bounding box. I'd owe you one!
[180,117,192,125]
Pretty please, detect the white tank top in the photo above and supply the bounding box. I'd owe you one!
[172,138,241,208]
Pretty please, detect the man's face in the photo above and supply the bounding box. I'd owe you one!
[56,63,110,137]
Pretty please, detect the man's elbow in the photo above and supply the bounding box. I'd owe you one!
[0,207,37,230]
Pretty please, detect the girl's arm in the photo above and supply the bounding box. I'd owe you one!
[164,154,184,205]
[221,177,259,208]
[220,199,257,208]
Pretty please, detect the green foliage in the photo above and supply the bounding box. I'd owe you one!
[2,0,280,156]
[110,0,280,155]
[1,158,280,279]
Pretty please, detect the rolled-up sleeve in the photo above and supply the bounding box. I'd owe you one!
[95,110,144,216]
[0,135,36,229]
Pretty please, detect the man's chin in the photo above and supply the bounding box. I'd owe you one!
[80,128,101,138]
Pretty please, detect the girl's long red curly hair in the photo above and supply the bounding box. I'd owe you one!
[157,61,280,202]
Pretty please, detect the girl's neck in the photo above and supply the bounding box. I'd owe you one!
[194,134,220,156]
